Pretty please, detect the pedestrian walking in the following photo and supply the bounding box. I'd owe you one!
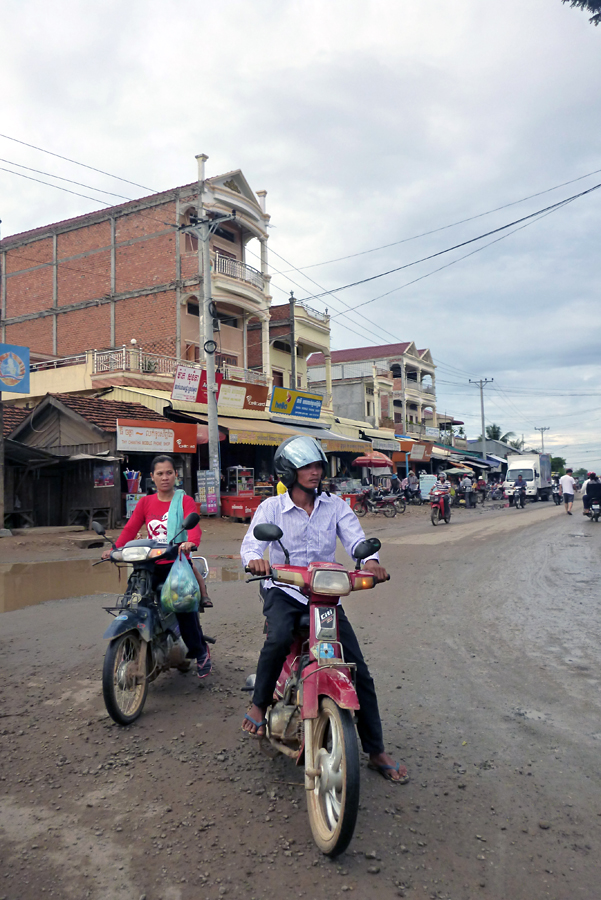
[559,468,577,515]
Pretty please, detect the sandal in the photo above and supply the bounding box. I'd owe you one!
[200,596,213,608]
[242,712,267,737]
[367,761,409,784]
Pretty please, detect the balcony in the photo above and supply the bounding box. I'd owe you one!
[214,254,264,291]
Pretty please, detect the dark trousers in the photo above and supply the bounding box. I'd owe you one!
[253,587,385,755]
[153,565,207,659]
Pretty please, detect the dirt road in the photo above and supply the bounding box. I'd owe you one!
[1,500,600,899]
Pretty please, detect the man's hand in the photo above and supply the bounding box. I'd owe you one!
[247,558,271,576]
[101,548,111,560]
[363,559,388,582]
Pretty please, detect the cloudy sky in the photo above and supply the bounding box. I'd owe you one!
[1,0,600,470]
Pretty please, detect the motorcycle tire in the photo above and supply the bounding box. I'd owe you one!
[102,632,149,726]
[431,507,440,526]
[383,503,397,518]
[354,501,367,518]
[444,509,451,524]
[394,497,407,514]
[306,697,360,857]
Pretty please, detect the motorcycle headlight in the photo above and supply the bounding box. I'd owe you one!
[121,546,152,562]
[311,569,351,597]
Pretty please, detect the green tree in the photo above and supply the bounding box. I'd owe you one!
[574,467,588,480]
[480,423,516,442]
[562,1,601,25]
[508,437,524,450]
[551,456,567,475]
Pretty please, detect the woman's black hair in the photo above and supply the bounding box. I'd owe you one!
[150,454,175,473]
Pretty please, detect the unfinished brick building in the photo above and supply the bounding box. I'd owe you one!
[0,156,272,374]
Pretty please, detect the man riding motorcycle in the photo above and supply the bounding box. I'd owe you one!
[240,435,408,784]
[434,472,451,518]
[583,473,601,515]
[513,474,527,506]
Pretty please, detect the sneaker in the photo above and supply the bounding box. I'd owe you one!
[197,648,212,679]
[567,511,572,515]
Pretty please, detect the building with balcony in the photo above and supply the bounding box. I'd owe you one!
[246,298,331,401]
[0,155,272,374]
[307,341,436,437]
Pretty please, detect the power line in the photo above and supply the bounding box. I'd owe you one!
[279,165,601,272]
[0,157,135,201]
[0,132,156,192]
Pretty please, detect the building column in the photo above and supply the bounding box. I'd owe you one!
[401,360,407,434]
[243,314,248,370]
[258,236,268,275]
[261,315,270,376]
[325,354,332,408]
[52,234,58,355]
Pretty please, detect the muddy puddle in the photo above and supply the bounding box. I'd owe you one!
[0,560,245,614]
[0,559,124,614]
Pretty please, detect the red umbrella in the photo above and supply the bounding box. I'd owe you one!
[196,424,226,445]
[352,451,394,468]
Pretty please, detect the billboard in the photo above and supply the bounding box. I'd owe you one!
[116,419,197,453]
[171,365,267,410]
[270,387,322,419]
[0,344,30,394]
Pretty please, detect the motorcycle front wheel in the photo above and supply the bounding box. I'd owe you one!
[431,506,440,526]
[394,497,406,514]
[102,633,148,725]
[307,697,360,857]
[383,503,397,518]
[354,501,367,518]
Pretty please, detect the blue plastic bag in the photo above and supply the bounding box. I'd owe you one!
[160,553,200,614]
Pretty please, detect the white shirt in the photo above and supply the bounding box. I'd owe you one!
[559,474,576,495]
[241,491,379,605]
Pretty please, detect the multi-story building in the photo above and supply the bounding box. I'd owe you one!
[247,298,331,398]
[0,155,272,379]
[307,341,437,437]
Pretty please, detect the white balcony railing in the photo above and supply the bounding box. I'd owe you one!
[214,254,265,291]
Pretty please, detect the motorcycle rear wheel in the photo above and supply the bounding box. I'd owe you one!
[103,633,148,725]
[431,507,440,526]
[307,698,360,857]
[383,503,397,518]
[444,509,451,524]
[354,501,367,517]
[394,497,406,514]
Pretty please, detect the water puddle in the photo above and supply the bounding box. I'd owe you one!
[0,559,123,614]
[0,560,246,614]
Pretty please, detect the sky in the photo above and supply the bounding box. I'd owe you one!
[1,0,600,471]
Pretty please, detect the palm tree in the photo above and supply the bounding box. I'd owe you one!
[479,423,517,443]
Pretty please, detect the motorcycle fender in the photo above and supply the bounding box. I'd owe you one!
[302,667,360,719]
[103,607,152,642]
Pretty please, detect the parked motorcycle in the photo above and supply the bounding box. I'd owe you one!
[353,489,397,518]
[244,523,388,856]
[391,492,407,514]
[430,489,451,526]
[92,515,213,725]
[404,487,423,506]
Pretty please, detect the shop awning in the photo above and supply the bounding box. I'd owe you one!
[360,429,401,453]
[431,447,452,459]
[218,417,299,446]
[271,421,370,453]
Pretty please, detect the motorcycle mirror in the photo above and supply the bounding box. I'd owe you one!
[182,512,200,531]
[353,537,381,561]
[253,524,283,542]
[91,520,106,536]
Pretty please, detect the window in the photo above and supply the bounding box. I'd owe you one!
[214,227,236,243]
[185,343,200,362]
[273,340,291,353]
[187,301,200,317]
[184,233,198,253]
[215,248,236,260]
[272,370,284,387]
[216,353,238,368]
[366,401,373,417]
[297,375,302,388]
[220,316,239,328]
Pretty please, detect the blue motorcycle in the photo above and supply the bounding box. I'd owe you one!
[93,514,212,725]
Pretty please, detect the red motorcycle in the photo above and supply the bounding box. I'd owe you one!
[430,489,451,526]
[353,488,397,518]
[245,523,387,857]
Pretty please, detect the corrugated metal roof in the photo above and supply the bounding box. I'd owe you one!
[308,343,412,367]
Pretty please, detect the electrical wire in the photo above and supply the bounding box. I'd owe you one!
[0,157,135,201]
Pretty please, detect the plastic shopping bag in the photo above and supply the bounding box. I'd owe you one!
[160,553,200,614]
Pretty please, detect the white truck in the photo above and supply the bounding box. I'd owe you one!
[503,453,552,502]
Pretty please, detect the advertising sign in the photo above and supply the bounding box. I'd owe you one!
[425,426,439,439]
[171,365,223,404]
[116,419,197,453]
[93,464,115,487]
[0,343,30,394]
[218,380,269,411]
[197,470,218,515]
[270,387,322,419]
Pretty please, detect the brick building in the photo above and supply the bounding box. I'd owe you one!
[0,156,272,373]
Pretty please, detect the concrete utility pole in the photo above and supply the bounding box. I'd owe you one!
[289,291,296,389]
[0,392,4,531]
[469,377,494,461]
[535,426,549,454]
[180,163,237,517]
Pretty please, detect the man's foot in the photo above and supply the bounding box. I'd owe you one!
[242,703,266,736]
[567,511,572,515]
[197,648,212,678]
[200,596,213,608]
[368,751,409,784]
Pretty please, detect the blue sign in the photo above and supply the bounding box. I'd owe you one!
[0,344,30,394]
[270,387,322,420]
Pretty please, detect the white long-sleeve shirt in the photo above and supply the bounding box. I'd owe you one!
[241,491,379,605]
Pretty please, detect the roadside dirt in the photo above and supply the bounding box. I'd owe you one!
[1,499,600,899]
